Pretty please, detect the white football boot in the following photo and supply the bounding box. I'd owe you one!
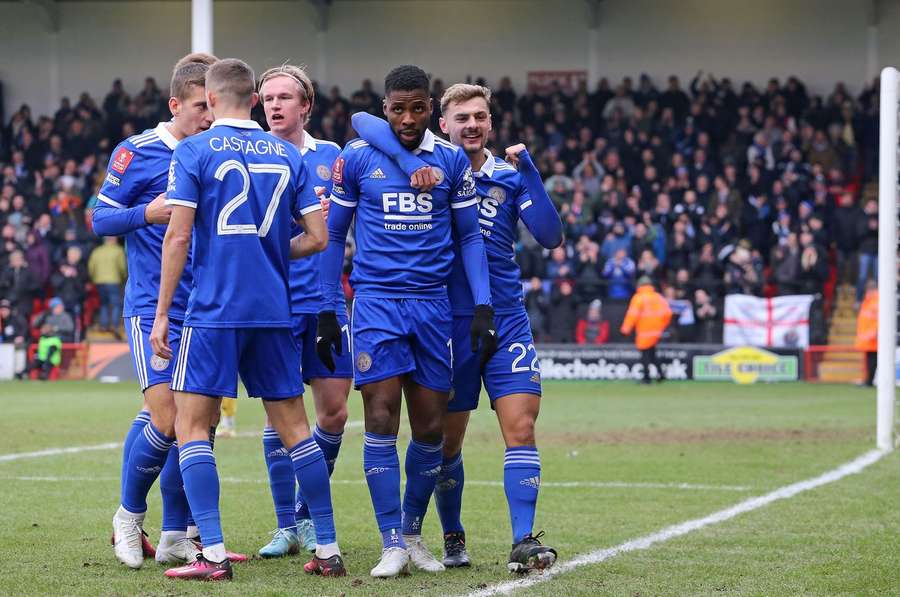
[112,506,145,569]
[369,546,410,578]
[403,535,445,573]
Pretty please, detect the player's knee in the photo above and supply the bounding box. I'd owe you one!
[505,414,536,447]
[317,402,348,433]
[442,431,464,456]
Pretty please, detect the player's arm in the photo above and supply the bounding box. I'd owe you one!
[506,144,563,249]
[350,111,437,190]
[150,145,199,359]
[450,154,497,365]
[289,173,328,258]
[316,152,358,372]
[91,144,170,235]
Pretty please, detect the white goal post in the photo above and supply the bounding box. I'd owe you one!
[877,67,898,451]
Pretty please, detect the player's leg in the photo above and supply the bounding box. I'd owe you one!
[486,312,556,573]
[293,311,352,551]
[435,315,480,567]
[401,298,454,573]
[114,316,185,568]
[164,326,237,580]
[259,413,300,557]
[247,327,345,577]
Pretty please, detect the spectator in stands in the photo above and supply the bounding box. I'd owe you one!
[0,298,29,352]
[693,289,720,343]
[20,321,62,380]
[724,241,763,296]
[832,191,862,285]
[575,299,609,345]
[24,229,50,288]
[548,280,578,343]
[0,249,40,316]
[797,229,827,295]
[856,199,878,304]
[51,245,88,316]
[34,296,74,343]
[87,237,126,336]
[771,233,801,295]
[524,277,549,342]
[601,248,636,301]
[546,246,574,281]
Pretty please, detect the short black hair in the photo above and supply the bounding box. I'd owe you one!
[384,65,430,95]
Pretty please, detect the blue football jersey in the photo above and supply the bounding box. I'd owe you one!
[288,134,344,314]
[330,129,476,299]
[166,118,321,327]
[448,152,532,315]
[96,123,192,318]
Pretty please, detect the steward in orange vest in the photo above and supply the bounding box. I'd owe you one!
[855,286,878,386]
[621,277,672,383]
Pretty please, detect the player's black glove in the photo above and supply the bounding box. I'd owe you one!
[470,304,498,368]
[316,310,342,373]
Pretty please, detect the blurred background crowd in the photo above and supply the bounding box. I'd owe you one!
[0,70,883,350]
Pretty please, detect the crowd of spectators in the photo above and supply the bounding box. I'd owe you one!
[0,70,884,352]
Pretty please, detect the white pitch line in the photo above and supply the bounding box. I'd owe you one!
[462,448,888,597]
[0,421,366,462]
[0,475,751,492]
[0,442,121,462]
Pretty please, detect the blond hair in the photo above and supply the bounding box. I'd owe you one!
[174,52,218,70]
[440,83,492,115]
[258,63,315,124]
[205,58,256,107]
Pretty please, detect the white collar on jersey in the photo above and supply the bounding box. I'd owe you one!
[476,149,496,178]
[154,122,179,150]
[412,129,436,155]
[300,130,317,155]
[210,118,262,130]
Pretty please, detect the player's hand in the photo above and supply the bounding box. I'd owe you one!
[504,143,527,168]
[316,310,342,373]
[409,166,439,192]
[470,304,498,368]
[150,315,172,360]
[145,193,172,225]
[316,187,331,220]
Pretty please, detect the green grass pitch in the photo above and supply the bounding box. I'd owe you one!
[0,380,898,595]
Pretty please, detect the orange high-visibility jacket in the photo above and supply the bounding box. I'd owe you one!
[855,290,878,352]
[620,285,673,349]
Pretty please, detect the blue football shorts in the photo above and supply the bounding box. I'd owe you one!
[291,310,353,384]
[448,309,542,412]
[126,315,183,392]
[170,326,302,400]
[350,296,452,393]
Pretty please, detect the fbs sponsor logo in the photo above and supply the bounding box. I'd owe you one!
[369,167,386,179]
[519,476,541,489]
[693,346,798,384]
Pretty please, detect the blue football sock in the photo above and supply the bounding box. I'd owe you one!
[263,427,296,530]
[401,439,442,536]
[504,446,541,543]
[120,410,149,501]
[363,432,405,549]
[122,422,174,514]
[295,425,344,521]
[159,444,190,531]
[289,438,336,544]
[434,451,465,534]
[179,441,222,547]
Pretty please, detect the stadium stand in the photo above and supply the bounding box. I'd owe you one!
[0,71,883,359]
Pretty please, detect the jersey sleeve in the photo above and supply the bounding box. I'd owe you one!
[514,150,563,249]
[96,142,148,209]
[165,142,201,209]
[449,148,477,210]
[329,146,361,207]
[350,112,429,177]
[293,154,322,219]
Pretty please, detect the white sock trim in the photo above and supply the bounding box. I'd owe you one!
[202,542,227,563]
[316,542,340,559]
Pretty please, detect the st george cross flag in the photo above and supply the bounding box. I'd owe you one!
[723,294,815,348]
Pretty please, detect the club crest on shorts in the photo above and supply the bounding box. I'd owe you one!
[316,164,331,181]
[150,354,170,371]
[488,186,506,204]
[357,352,373,373]
[430,167,445,184]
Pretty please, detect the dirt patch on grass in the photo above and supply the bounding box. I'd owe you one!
[535,427,871,445]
